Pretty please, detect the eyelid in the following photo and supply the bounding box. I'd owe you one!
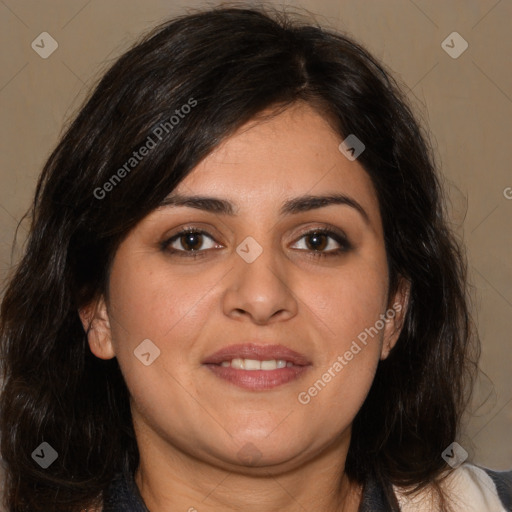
[160,226,220,254]
[161,223,352,257]
[290,226,352,254]
[292,224,349,242]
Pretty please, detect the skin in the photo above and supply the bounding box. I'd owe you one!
[81,101,410,512]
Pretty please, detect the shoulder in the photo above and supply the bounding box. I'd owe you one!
[392,463,512,511]
[481,466,512,511]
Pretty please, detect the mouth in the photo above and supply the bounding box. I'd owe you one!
[202,343,311,391]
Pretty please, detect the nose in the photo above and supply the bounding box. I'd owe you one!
[221,238,298,325]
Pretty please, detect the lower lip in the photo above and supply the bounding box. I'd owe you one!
[204,364,310,391]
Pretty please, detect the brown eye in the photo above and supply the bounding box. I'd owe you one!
[304,232,329,251]
[291,228,352,259]
[178,232,205,251]
[161,228,219,257]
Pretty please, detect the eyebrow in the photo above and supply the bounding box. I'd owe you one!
[158,193,370,223]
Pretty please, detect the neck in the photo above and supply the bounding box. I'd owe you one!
[133,421,362,512]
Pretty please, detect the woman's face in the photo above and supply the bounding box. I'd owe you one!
[85,102,407,472]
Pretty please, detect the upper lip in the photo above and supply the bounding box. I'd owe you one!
[202,343,311,366]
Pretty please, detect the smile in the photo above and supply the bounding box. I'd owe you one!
[203,343,311,391]
[220,358,293,370]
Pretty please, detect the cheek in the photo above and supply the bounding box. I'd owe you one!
[300,253,389,350]
[105,255,221,438]
[294,251,388,417]
[106,248,229,382]
[296,350,378,444]
[107,251,200,342]
[297,289,384,429]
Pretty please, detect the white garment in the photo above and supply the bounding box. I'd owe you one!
[393,463,507,512]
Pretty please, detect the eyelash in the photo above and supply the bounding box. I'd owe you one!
[160,226,351,260]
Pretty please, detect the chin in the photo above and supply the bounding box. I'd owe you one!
[228,435,309,468]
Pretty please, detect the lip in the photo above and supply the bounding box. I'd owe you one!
[202,343,311,391]
[202,343,311,366]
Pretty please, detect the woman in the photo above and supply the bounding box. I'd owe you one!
[0,6,510,512]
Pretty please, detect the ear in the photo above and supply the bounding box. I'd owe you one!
[78,295,116,360]
[380,276,411,360]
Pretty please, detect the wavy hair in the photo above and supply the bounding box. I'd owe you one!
[0,6,479,511]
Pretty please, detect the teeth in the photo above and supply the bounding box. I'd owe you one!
[261,360,277,370]
[221,358,291,370]
[243,359,261,370]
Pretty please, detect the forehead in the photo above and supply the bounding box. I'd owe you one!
[162,102,382,234]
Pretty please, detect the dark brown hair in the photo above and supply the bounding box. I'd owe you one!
[0,6,479,511]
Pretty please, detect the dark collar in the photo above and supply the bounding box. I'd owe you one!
[102,469,149,512]
[102,469,395,512]
[102,465,512,512]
